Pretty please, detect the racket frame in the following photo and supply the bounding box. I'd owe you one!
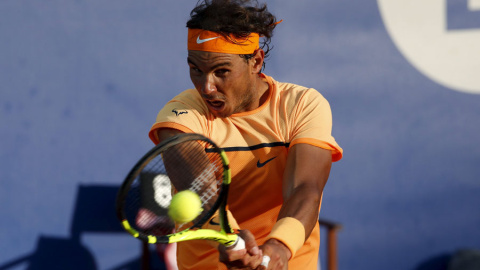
[116,133,238,246]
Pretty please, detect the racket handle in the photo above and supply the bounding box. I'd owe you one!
[229,237,270,268]
[261,255,270,267]
[229,235,246,251]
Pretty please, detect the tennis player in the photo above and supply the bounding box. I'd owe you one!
[149,0,343,269]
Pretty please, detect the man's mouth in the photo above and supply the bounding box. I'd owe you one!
[205,99,225,112]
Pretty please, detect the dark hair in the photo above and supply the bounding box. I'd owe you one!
[186,0,278,70]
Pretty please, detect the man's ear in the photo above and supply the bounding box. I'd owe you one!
[251,49,265,74]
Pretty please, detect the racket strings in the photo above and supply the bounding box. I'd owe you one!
[190,163,221,204]
[174,145,224,230]
[129,154,175,236]
[176,162,222,230]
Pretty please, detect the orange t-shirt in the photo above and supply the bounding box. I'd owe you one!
[149,74,343,269]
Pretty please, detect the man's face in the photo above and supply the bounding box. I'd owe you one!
[187,50,259,118]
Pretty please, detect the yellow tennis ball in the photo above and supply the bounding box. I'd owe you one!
[168,190,203,223]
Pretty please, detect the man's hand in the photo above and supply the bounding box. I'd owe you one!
[259,239,291,270]
[219,230,264,269]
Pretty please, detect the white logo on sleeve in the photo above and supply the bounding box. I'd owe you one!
[378,0,480,94]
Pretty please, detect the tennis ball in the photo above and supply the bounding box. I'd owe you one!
[168,190,203,223]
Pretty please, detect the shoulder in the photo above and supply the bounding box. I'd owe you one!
[155,88,211,124]
[268,76,328,109]
[267,75,323,98]
[149,89,210,143]
[168,89,204,106]
[162,89,210,115]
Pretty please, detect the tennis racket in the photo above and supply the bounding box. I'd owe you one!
[116,133,245,250]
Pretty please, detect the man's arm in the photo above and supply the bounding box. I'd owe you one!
[260,143,332,269]
[155,128,184,143]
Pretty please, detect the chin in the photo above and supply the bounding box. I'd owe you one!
[210,110,232,118]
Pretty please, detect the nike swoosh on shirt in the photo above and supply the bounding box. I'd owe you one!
[209,218,220,226]
[196,35,220,44]
[256,156,277,168]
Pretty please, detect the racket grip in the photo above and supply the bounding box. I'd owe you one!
[229,235,246,251]
[261,255,271,267]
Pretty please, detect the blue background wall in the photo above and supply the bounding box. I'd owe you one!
[1,0,479,269]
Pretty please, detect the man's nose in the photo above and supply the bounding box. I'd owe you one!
[200,74,216,94]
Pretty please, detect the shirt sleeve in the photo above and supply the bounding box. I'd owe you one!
[148,90,211,145]
[289,89,343,162]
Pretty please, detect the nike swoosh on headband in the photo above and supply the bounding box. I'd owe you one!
[196,35,220,44]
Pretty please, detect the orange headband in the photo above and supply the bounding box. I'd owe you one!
[188,28,260,54]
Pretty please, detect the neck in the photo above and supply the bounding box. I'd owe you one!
[256,74,270,107]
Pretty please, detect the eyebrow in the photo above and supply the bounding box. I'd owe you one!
[187,58,233,70]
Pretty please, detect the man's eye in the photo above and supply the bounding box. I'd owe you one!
[215,69,229,75]
[190,67,201,73]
